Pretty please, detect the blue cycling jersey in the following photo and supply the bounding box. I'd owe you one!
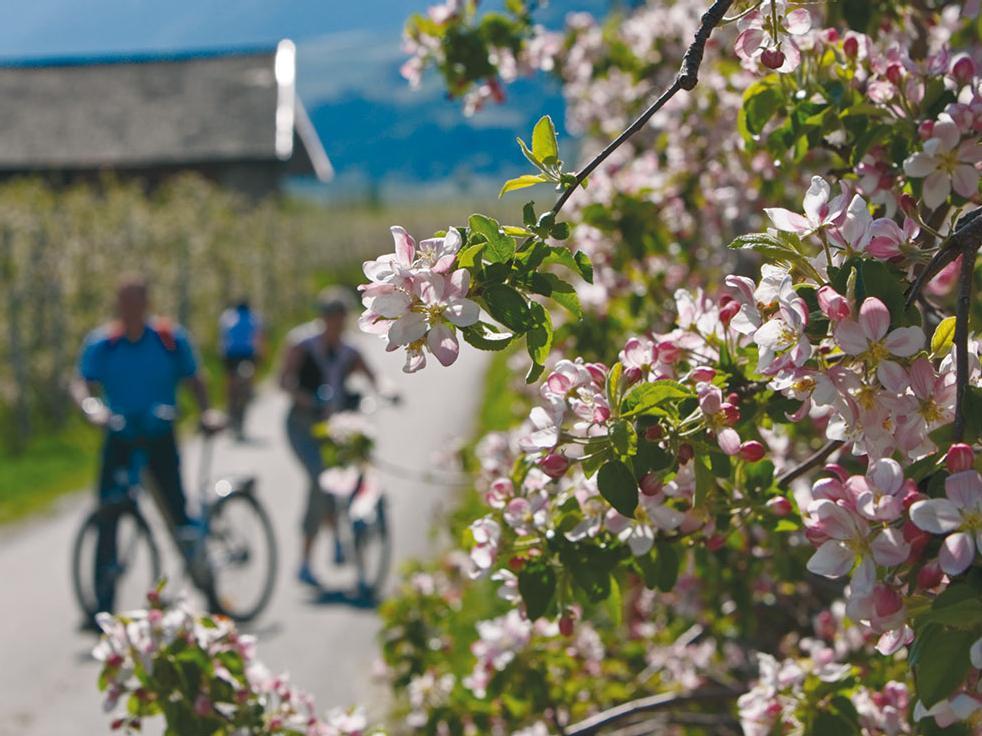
[219,306,261,359]
[78,321,198,427]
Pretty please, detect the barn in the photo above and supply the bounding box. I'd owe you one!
[0,40,332,198]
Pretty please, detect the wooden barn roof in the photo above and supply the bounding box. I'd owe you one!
[0,41,333,181]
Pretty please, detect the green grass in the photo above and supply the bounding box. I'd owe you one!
[0,419,102,524]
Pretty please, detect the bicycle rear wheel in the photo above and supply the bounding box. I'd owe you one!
[352,496,392,598]
[71,503,161,620]
[204,490,277,622]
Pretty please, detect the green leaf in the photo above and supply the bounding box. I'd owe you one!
[468,214,516,263]
[531,115,559,166]
[499,173,549,197]
[530,272,582,318]
[652,541,680,592]
[744,460,775,494]
[456,242,484,269]
[483,283,530,332]
[516,136,542,169]
[526,301,553,367]
[741,80,784,137]
[518,561,557,620]
[542,246,593,283]
[461,322,513,351]
[620,380,693,417]
[610,420,638,459]
[562,544,616,602]
[597,460,639,517]
[859,259,920,327]
[693,456,715,509]
[606,576,623,625]
[931,316,957,356]
[913,624,974,708]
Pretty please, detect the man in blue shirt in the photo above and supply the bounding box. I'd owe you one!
[72,275,223,612]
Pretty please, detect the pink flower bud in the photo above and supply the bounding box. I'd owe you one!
[766,496,793,516]
[902,520,930,561]
[692,366,717,383]
[559,614,575,637]
[823,463,849,483]
[623,366,643,386]
[677,444,694,463]
[726,392,741,406]
[194,695,212,717]
[761,48,785,70]
[843,35,859,58]
[585,363,607,387]
[657,340,681,364]
[885,62,903,85]
[640,473,662,496]
[917,120,935,140]
[719,300,740,325]
[899,194,918,217]
[508,556,527,571]
[644,424,663,441]
[594,405,611,424]
[539,453,569,479]
[722,403,741,425]
[901,483,925,510]
[706,534,726,552]
[817,286,850,321]
[946,443,975,473]
[951,54,976,86]
[739,440,766,462]
[822,28,840,43]
[917,560,944,590]
[873,584,903,618]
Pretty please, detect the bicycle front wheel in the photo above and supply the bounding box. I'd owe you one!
[71,502,161,621]
[352,496,392,598]
[204,490,277,622]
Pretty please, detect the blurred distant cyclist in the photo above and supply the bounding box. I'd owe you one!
[279,286,379,588]
[219,298,264,440]
[71,275,224,613]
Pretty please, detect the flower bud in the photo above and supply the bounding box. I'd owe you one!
[902,520,930,561]
[873,584,903,618]
[706,534,726,552]
[594,405,611,424]
[766,496,793,516]
[945,443,975,473]
[917,560,944,590]
[885,62,903,85]
[644,424,664,441]
[539,453,570,479]
[657,341,681,364]
[677,444,694,463]
[640,473,662,497]
[817,285,850,321]
[194,695,212,717]
[739,440,766,462]
[721,403,741,425]
[559,614,575,637]
[951,54,976,86]
[691,366,716,383]
[726,392,741,406]
[843,35,859,58]
[719,300,741,325]
[917,120,935,140]
[585,363,607,387]
[822,28,840,44]
[761,48,785,70]
[899,194,918,217]
[623,366,643,386]
[508,556,527,571]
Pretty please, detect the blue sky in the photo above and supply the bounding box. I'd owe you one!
[0,2,606,191]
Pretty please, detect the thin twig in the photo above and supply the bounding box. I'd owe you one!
[953,240,979,442]
[548,0,735,220]
[906,208,982,308]
[563,687,743,735]
[776,440,843,489]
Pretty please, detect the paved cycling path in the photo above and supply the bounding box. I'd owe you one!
[0,335,488,735]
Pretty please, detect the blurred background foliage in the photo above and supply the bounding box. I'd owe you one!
[0,174,508,521]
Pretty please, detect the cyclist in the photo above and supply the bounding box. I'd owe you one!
[71,275,224,614]
[279,286,380,588]
[218,298,264,439]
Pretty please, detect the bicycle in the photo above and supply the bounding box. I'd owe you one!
[227,358,257,440]
[71,411,278,623]
[310,393,397,602]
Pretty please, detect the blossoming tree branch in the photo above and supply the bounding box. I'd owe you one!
[95,0,982,734]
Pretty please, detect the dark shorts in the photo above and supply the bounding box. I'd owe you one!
[223,355,255,373]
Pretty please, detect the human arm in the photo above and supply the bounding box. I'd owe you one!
[279,341,315,409]
[70,375,111,427]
